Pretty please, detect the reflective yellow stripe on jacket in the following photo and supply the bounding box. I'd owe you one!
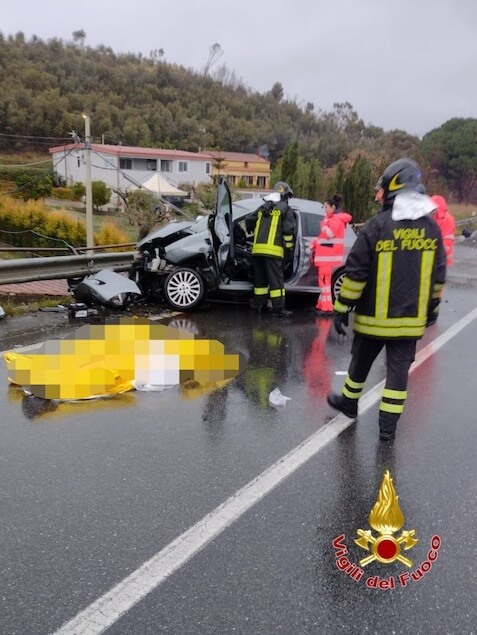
[252,210,284,258]
[353,250,435,338]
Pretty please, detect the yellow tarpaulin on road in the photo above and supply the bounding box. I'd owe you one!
[4,317,242,401]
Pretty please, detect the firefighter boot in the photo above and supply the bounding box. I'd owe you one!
[379,412,398,441]
[271,308,293,318]
[326,393,358,419]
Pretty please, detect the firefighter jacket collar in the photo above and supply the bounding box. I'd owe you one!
[392,191,438,222]
[263,192,281,203]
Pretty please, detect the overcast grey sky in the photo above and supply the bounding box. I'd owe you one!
[3,0,476,138]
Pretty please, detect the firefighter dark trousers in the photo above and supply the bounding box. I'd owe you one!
[341,335,417,433]
[252,256,285,310]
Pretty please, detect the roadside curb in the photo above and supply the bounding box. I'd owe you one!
[0,279,70,296]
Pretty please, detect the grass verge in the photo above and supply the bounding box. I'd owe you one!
[0,294,72,317]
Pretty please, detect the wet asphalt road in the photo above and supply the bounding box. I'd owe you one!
[1,241,477,635]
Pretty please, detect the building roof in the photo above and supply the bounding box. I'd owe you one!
[49,143,212,161]
[49,144,271,170]
[204,150,269,164]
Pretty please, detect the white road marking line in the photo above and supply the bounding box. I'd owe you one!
[53,306,477,635]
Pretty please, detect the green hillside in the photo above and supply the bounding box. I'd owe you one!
[0,31,476,202]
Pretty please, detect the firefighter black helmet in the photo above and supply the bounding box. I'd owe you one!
[273,181,294,199]
[375,158,422,203]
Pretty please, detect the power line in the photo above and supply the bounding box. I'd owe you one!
[0,144,78,196]
[89,148,195,219]
[0,157,54,167]
[0,132,72,141]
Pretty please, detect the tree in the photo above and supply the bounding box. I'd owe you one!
[196,182,217,210]
[332,102,359,131]
[270,82,284,102]
[125,188,162,238]
[150,48,165,62]
[211,155,227,180]
[293,157,309,198]
[330,161,346,197]
[72,181,86,201]
[72,30,86,48]
[91,181,111,210]
[421,118,477,202]
[14,173,53,201]
[204,43,223,75]
[342,154,373,224]
[307,159,326,200]
[280,141,299,189]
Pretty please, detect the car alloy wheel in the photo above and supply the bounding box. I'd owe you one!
[331,267,346,302]
[164,267,205,310]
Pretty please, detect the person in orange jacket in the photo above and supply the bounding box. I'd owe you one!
[310,195,352,316]
[431,194,455,267]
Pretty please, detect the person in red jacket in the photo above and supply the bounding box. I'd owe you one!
[310,195,352,316]
[431,194,455,267]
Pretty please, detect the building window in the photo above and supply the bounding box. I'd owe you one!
[147,159,157,171]
[119,158,132,170]
[178,161,188,172]
[257,176,266,188]
[244,162,248,168]
[160,160,172,172]
[205,163,211,174]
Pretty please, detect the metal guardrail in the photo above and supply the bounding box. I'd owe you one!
[353,216,476,234]
[0,251,135,285]
[456,216,477,227]
[1,216,475,287]
[0,242,136,255]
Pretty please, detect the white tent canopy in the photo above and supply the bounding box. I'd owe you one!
[139,174,188,197]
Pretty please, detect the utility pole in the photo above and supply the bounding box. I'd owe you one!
[83,114,94,253]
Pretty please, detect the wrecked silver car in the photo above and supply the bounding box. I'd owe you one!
[72,269,142,308]
[128,179,357,311]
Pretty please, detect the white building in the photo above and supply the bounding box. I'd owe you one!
[49,143,213,191]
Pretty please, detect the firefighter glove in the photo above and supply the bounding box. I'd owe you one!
[333,311,349,336]
[426,299,440,327]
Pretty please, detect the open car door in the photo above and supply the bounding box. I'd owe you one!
[211,177,234,275]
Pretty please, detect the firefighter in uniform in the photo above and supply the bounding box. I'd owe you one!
[246,182,296,318]
[326,158,447,440]
[311,194,352,316]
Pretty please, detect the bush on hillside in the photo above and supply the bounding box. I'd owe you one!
[94,222,130,249]
[0,166,53,181]
[52,186,75,200]
[0,197,128,250]
[72,182,86,201]
[92,181,112,210]
[14,173,53,201]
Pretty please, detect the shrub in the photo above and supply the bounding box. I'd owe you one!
[0,166,53,181]
[72,182,86,201]
[14,173,53,201]
[92,181,112,210]
[52,186,75,200]
[183,202,201,217]
[95,222,130,249]
[0,196,103,249]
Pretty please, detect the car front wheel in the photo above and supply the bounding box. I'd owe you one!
[331,267,347,302]
[164,268,205,310]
